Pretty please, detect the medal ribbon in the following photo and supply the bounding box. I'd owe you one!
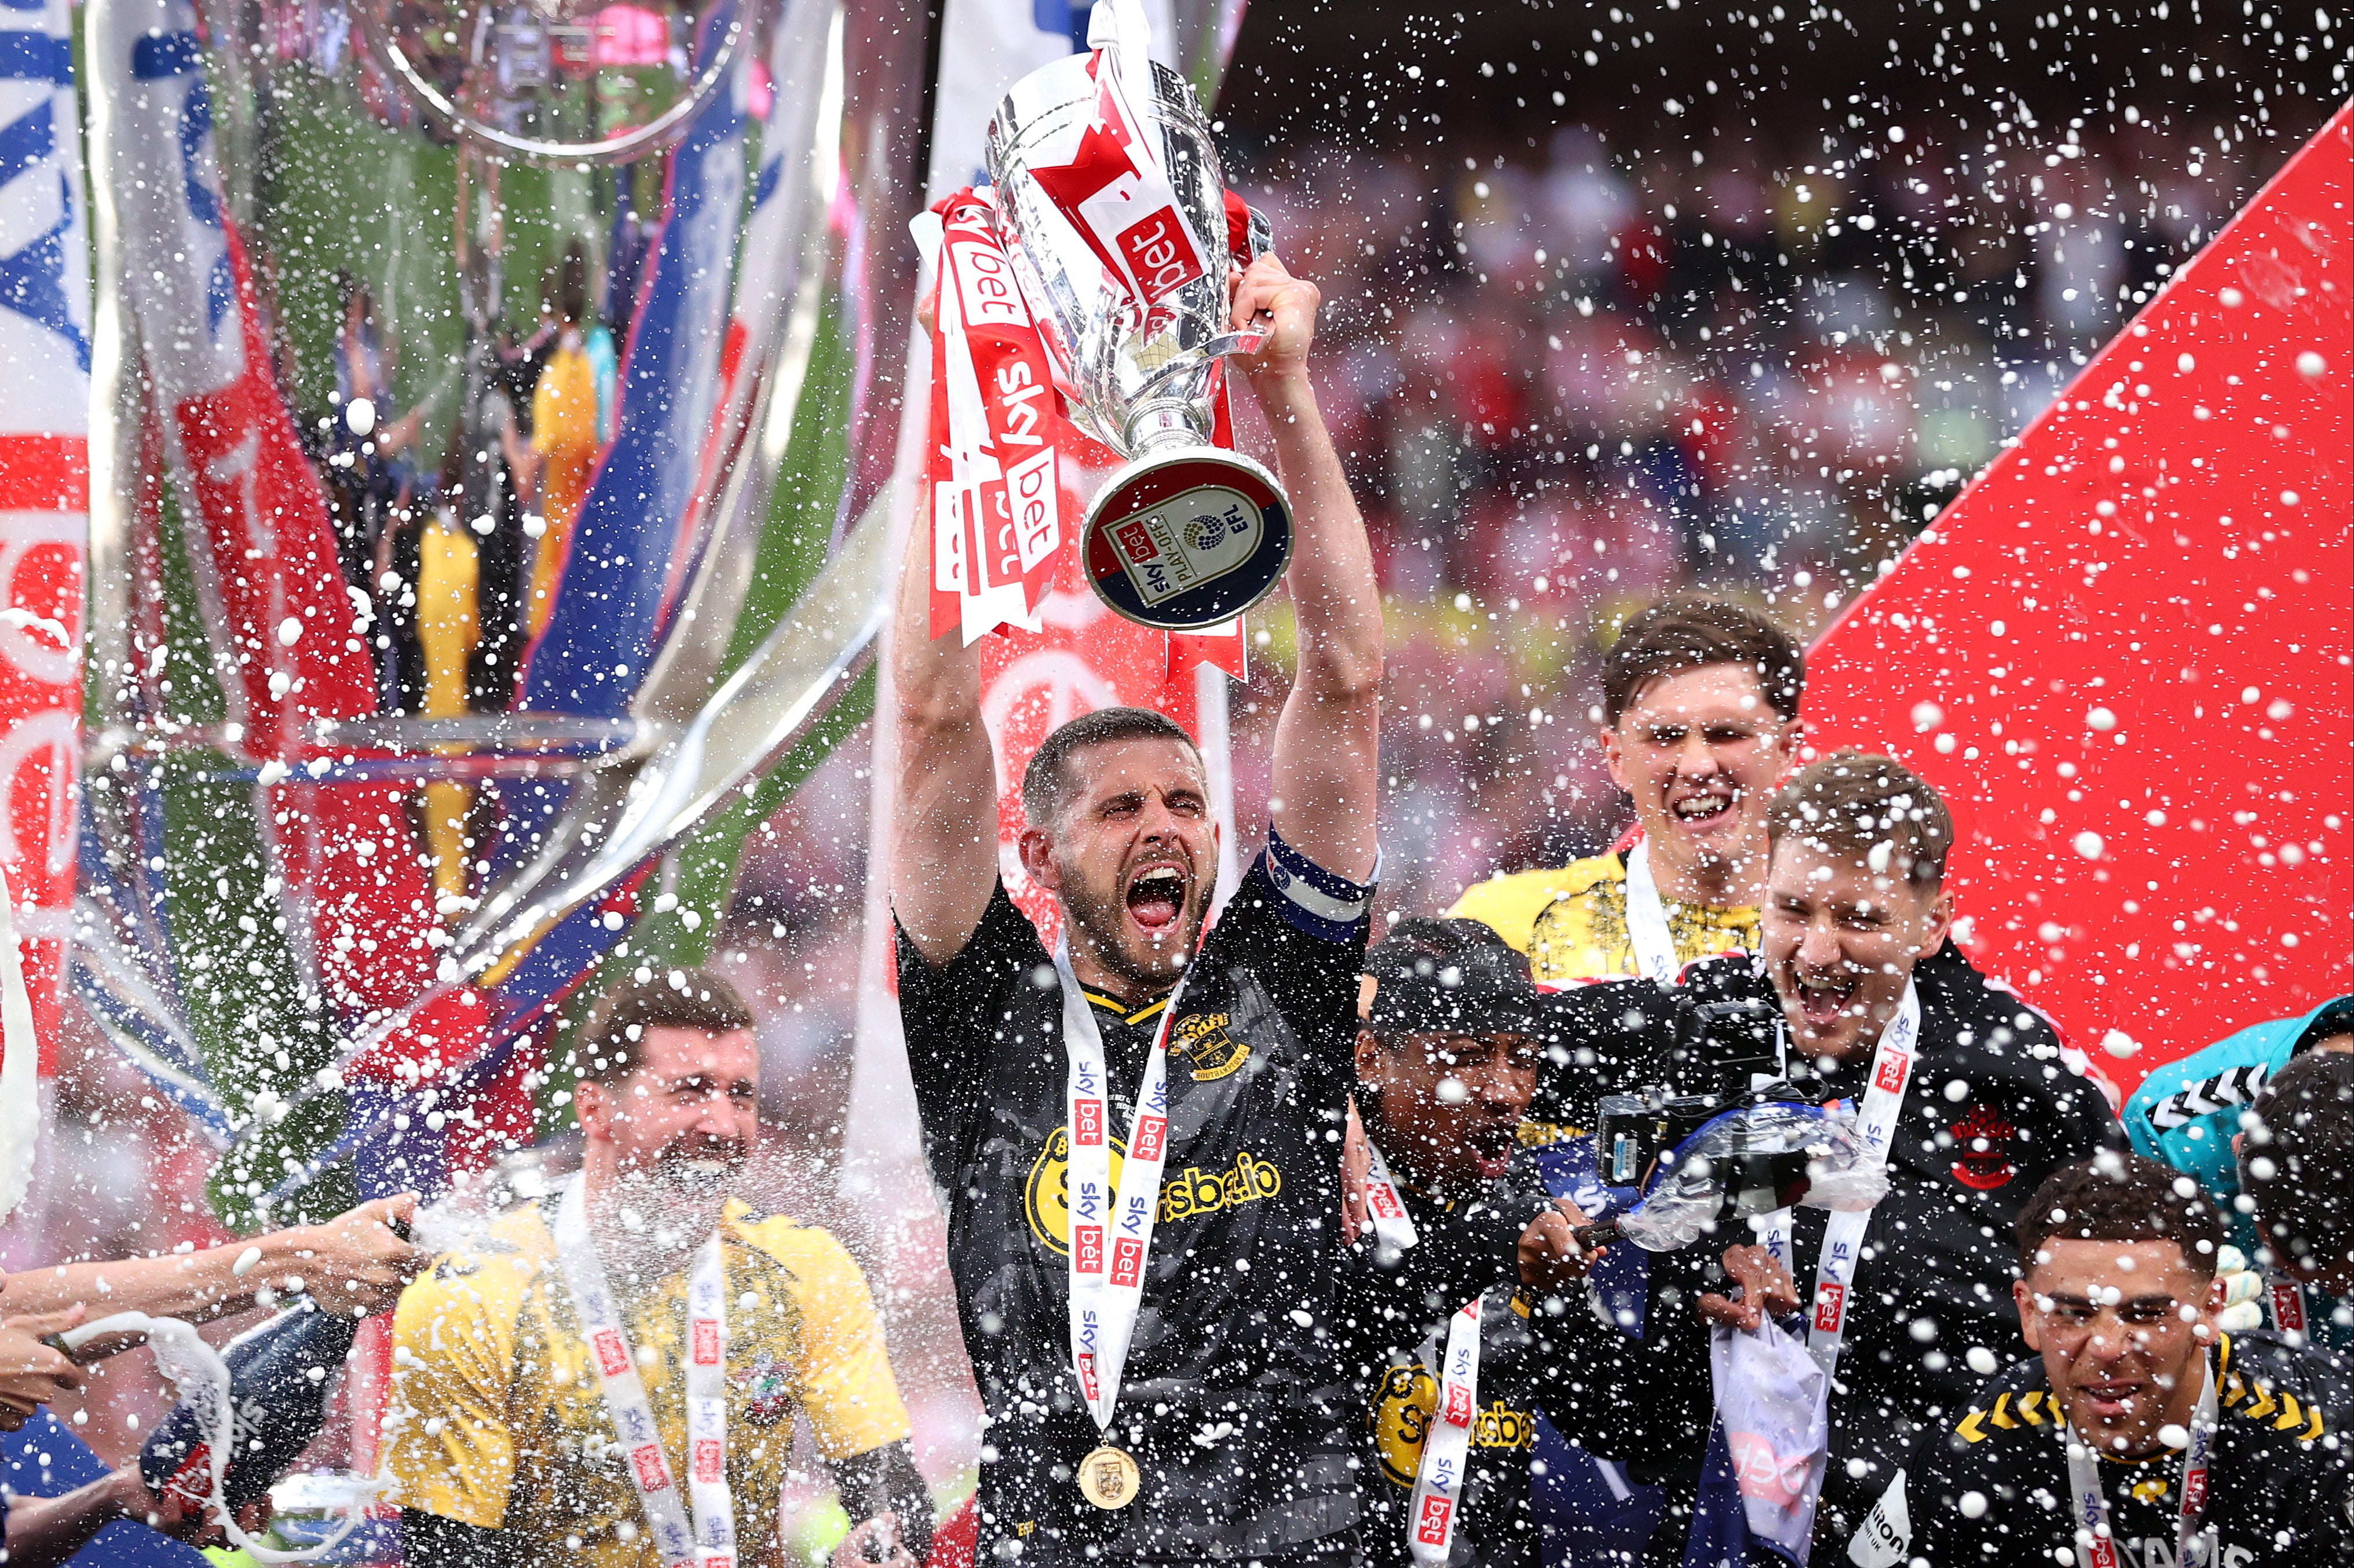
[1752,979,1921,1381]
[1360,1136,1420,1251]
[2063,1354,2218,1568]
[1621,839,1684,986]
[553,1178,736,1568]
[1408,1295,1483,1568]
[1055,939,1190,1433]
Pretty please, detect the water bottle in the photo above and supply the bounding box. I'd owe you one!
[139,1295,360,1512]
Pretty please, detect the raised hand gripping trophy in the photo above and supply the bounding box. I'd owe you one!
[983,11,1292,632]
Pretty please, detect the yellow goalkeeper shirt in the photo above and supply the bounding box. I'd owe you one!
[382,1196,911,1568]
[1446,851,1761,986]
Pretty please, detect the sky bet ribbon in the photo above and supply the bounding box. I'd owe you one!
[1752,976,1920,1381]
[1054,937,1192,1497]
[1407,1295,1484,1568]
[552,1176,737,1568]
[1621,838,1686,988]
[2063,1353,2218,1568]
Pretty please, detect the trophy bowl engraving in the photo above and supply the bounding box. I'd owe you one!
[986,50,1294,630]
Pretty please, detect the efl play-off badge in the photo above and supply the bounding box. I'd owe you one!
[1082,449,1293,630]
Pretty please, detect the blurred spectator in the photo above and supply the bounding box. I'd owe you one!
[528,242,605,643]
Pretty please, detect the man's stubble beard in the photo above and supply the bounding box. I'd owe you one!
[1059,865,1207,995]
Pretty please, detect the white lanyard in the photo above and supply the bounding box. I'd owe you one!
[1408,1295,1483,1568]
[553,1178,735,1568]
[2064,1355,2217,1568]
[1361,1136,1421,1251]
[1055,941,1190,1433]
[1754,978,1920,1381]
[1621,839,1684,986]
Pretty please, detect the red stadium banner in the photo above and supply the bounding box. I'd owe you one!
[1803,104,2351,1091]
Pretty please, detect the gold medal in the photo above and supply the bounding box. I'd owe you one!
[1077,1443,1141,1509]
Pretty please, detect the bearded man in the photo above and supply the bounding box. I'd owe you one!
[383,973,930,1568]
[891,251,1384,1565]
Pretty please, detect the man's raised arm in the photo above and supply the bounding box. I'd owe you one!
[1237,255,1384,884]
[888,491,1003,964]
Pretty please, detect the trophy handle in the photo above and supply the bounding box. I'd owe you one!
[1126,325,1270,411]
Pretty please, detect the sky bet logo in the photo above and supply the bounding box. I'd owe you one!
[1114,209,1203,303]
[1132,1113,1168,1163]
[1814,1281,1847,1335]
[1073,1096,1104,1147]
[593,1329,631,1379]
[1074,1224,1105,1274]
[692,1320,721,1366]
[1415,1491,1456,1545]
[1110,1236,1146,1289]
[631,1443,672,1492]
[1874,1052,1911,1095]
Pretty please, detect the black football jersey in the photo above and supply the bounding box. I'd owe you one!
[897,835,1373,1564]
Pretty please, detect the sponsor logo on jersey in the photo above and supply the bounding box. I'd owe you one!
[1369,1366,1536,1488]
[732,1348,794,1426]
[1026,1129,1283,1253]
[1172,1011,1251,1081]
[1949,1102,2020,1190]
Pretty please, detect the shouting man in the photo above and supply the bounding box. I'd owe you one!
[891,251,1383,1564]
[1525,751,2118,1556]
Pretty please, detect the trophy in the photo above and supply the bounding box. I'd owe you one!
[986,50,1293,632]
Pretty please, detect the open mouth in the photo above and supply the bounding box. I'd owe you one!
[1794,970,1859,1029]
[1668,791,1735,828]
[2078,1380,2147,1422]
[1125,864,1188,933]
[1467,1121,1519,1175]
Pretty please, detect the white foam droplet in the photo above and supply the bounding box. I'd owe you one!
[346,397,376,436]
[2101,1029,2141,1059]
[2297,350,2327,378]
[2074,832,2105,860]
[1911,701,1943,732]
[277,616,304,647]
[232,1245,264,1278]
[2086,707,2117,732]
[1966,1346,1998,1376]
[2158,1423,2191,1450]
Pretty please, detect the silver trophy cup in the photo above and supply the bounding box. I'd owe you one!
[986,52,1292,631]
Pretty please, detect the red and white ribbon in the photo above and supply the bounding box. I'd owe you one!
[1360,1136,1420,1252]
[919,189,1066,646]
[1407,1295,1483,1568]
[1055,938,1188,1433]
[553,1178,736,1568]
[1024,0,1213,315]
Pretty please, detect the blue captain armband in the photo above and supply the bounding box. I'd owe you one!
[1260,828,1379,941]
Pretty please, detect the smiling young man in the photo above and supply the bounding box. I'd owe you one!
[1449,596,1803,986]
[1851,1153,2354,1567]
[890,252,1384,1565]
[1341,920,1558,1568]
[384,973,930,1568]
[1523,751,2118,1558]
